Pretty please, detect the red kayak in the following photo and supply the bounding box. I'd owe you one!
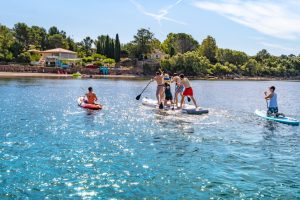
[77,97,102,110]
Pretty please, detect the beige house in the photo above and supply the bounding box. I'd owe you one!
[39,48,79,67]
[150,49,167,60]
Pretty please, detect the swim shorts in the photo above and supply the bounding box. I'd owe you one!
[175,85,184,93]
[268,107,278,114]
[183,87,193,96]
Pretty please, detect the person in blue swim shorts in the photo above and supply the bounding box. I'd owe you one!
[171,73,184,106]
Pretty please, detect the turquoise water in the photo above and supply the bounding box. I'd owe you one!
[0,78,299,199]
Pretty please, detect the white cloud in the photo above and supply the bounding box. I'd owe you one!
[130,0,187,25]
[193,0,300,40]
[260,42,293,51]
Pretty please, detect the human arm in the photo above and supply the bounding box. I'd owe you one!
[94,93,98,102]
[152,76,157,82]
[264,92,273,100]
[171,76,176,83]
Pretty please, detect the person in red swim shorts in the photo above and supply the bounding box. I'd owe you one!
[179,74,198,108]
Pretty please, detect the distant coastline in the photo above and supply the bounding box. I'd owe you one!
[1,72,299,81]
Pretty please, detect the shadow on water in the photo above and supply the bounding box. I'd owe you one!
[263,121,278,134]
[84,109,97,116]
[82,109,99,128]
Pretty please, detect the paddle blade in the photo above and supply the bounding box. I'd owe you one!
[136,94,141,100]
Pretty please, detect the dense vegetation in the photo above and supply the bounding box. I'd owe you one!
[161,36,300,77]
[0,23,120,65]
[0,22,299,77]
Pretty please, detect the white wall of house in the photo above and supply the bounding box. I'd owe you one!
[60,53,77,59]
[41,52,76,59]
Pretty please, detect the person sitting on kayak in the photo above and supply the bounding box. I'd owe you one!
[152,71,165,108]
[264,86,284,117]
[85,87,98,104]
[164,82,174,106]
[171,73,184,106]
[179,74,198,109]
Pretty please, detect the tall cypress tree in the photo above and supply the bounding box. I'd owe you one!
[104,35,110,57]
[96,40,101,54]
[114,34,121,62]
[110,39,115,59]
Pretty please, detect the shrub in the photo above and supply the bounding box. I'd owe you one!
[92,53,106,61]
[103,58,115,65]
[94,60,103,66]
[17,52,31,63]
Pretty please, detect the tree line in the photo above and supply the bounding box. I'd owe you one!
[0,23,299,77]
[0,23,121,64]
[161,36,300,77]
[123,28,300,77]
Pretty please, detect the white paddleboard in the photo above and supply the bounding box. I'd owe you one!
[142,98,209,115]
[255,109,299,126]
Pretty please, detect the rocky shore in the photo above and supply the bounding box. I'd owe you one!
[0,64,138,76]
[0,65,299,81]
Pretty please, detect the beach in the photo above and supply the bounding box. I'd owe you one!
[0,72,298,81]
[0,72,139,79]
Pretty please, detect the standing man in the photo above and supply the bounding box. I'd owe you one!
[179,74,198,108]
[171,73,184,106]
[152,71,165,108]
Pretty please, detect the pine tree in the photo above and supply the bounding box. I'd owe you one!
[114,34,121,62]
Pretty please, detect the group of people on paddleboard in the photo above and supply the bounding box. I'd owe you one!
[83,76,281,117]
[152,71,198,109]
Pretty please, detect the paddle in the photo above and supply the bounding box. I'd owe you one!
[136,80,152,100]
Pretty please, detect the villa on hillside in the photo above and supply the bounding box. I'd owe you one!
[150,49,167,60]
[39,48,81,68]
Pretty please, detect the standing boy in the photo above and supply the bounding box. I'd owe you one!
[179,74,198,108]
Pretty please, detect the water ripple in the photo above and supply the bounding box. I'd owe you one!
[0,79,299,199]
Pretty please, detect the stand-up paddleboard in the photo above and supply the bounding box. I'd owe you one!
[77,97,102,110]
[255,110,299,126]
[142,98,208,115]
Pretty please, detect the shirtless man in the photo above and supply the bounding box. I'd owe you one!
[179,74,198,108]
[171,73,184,106]
[152,71,165,107]
[85,87,98,104]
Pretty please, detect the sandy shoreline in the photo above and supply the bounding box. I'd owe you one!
[0,72,139,79]
[0,72,299,81]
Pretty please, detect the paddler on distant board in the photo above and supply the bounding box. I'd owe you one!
[85,87,99,104]
[171,73,184,106]
[264,86,284,117]
[152,71,165,108]
[179,74,198,109]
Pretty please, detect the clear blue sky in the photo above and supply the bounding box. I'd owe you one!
[1,0,300,56]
